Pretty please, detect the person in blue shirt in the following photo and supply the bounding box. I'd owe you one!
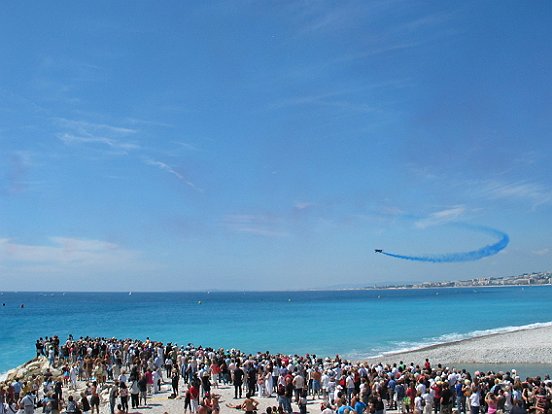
[353,395,367,414]
[337,403,354,414]
[388,378,397,410]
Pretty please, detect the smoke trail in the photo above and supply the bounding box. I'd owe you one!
[381,226,509,263]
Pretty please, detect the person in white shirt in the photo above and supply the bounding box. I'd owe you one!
[321,371,330,402]
[20,392,35,414]
[469,386,481,414]
[70,365,79,390]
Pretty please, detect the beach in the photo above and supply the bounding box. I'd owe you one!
[365,323,552,366]
[3,323,552,414]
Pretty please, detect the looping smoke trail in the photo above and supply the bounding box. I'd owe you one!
[381,226,509,263]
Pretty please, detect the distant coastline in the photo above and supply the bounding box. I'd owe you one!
[356,270,552,291]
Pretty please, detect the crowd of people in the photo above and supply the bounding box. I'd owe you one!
[0,336,551,414]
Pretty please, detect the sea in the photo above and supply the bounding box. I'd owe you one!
[2,286,552,378]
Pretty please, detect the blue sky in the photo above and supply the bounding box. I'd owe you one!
[1,1,551,291]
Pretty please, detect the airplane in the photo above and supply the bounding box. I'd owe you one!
[374,249,383,253]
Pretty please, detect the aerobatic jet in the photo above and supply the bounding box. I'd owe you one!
[374,249,383,253]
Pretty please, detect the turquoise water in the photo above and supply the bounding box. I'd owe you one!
[1,286,552,375]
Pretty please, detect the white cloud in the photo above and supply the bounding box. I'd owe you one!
[58,133,139,151]
[54,118,139,152]
[223,214,288,238]
[415,206,466,229]
[144,159,201,192]
[0,237,165,290]
[294,201,314,211]
[53,117,205,192]
[0,237,135,266]
[171,141,200,152]
[533,248,551,256]
[54,118,137,136]
[483,180,552,209]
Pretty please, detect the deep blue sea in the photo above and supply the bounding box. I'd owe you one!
[2,286,552,377]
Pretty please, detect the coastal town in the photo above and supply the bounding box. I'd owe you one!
[375,271,552,290]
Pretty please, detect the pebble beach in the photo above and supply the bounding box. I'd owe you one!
[364,324,552,366]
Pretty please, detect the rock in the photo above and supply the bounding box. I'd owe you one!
[5,356,61,382]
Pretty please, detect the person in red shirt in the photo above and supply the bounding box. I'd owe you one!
[424,359,431,372]
[431,381,442,414]
[190,383,200,413]
[210,362,221,388]
[405,382,417,414]
[145,369,154,395]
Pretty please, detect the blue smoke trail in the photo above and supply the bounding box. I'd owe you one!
[381,225,509,263]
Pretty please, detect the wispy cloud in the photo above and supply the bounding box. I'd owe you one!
[271,87,380,114]
[482,180,552,209]
[0,237,135,266]
[171,141,201,152]
[144,159,202,192]
[55,118,139,152]
[339,42,421,62]
[290,1,405,36]
[294,201,314,211]
[269,78,412,116]
[58,133,139,151]
[393,11,453,33]
[223,214,288,238]
[53,116,205,192]
[533,248,551,256]
[54,118,137,136]
[294,4,357,35]
[415,206,466,229]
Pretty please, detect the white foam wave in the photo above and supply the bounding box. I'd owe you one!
[348,321,552,360]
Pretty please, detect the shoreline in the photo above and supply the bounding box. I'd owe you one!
[356,321,552,361]
[363,323,552,367]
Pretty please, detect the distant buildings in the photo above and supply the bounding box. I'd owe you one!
[447,272,552,287]
[374,271,552,290]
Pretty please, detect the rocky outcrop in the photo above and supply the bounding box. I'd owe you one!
[5,356,62,382]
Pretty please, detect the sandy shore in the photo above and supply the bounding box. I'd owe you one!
[364,324,552,366]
